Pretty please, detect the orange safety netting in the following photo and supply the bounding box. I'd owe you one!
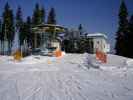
[96,50,107,63]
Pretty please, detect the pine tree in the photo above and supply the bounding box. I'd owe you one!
[47,8,56,24]
[20,18,30,46]
[0,19,2,40]
[115,0,129,57]
[2,2,15,54]
[16,6,23,29]
[40,6,45,23]
[26,16,32,47]
[0,19,2,54]
[127,15,133,57]
[32,3,42,26]
[19,23,25,46]
[78,24,83,35]
[32,3,44,48]
[129,15,133,36]
[16,6,23,48]
[1,22,5,54]
[46,7,57,43]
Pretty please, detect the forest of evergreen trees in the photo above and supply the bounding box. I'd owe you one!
[0,2,92,55]
[0,2,56,55]
[115,1,133,58]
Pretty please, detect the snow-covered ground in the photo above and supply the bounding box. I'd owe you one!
[0,53,133,100]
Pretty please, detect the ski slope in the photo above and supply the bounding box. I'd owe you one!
[0,54,133,100]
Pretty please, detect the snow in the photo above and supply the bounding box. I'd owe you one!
[87,33,107,39]
[0,53,133,100]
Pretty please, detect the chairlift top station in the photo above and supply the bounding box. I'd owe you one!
[31,24,67,53]
[32,24,67,33]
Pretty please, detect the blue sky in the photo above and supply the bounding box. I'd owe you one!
[0,0,133,51]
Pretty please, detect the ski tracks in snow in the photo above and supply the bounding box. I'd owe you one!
[0,54,133,100]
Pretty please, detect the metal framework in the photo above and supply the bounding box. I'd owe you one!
[32,24,67,51]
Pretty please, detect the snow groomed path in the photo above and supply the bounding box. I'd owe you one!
[0,54,133,100]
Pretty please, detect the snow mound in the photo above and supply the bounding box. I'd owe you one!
[83,53,133,71]
[101,54,133,69]
[126,59,133,66]
[105,54,127,67]
[83,53,100,69]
